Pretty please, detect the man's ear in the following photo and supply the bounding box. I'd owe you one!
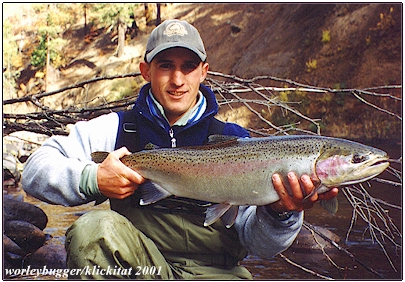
[200,62,209,83]
[140,61,151,82]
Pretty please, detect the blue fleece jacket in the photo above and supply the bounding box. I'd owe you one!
[115,83,250,152]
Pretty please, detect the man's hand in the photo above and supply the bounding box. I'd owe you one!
[269,172,338,213]
[97,147,146,199]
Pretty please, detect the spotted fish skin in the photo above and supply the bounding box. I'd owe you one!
[92,135,389,227]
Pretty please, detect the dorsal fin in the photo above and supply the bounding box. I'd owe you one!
[179,135,240,151]
[208,134,239,144]
[144,143,160,150]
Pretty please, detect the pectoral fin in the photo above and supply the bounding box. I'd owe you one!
[320,197,338,214]
[139,181,172,205]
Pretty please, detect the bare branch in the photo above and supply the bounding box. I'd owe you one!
[278,253,334,280]
[351,91,402,120]
[3,72,142,105]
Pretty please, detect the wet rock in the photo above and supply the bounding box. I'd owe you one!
[4,198,48,230]
[3,234,29,268]
[3,234,28,256]
[4,193,24,202]
[4,220,46,252]
[25,242,67,269]
[3,194,52,269]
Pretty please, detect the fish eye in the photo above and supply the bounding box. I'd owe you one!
[352,154,367,163]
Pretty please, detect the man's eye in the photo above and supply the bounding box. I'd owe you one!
[159,63,172,69]
[183,63,198,71]
[186,63,197,68]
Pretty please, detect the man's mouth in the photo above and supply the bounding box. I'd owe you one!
[168,91,186,97]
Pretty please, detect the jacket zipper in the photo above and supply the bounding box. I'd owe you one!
[169,128,177,148]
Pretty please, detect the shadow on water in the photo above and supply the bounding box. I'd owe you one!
[8,140,402,280]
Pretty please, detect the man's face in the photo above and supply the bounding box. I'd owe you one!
[140,48,209,125]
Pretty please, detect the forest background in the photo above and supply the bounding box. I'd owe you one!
[3,3,402,142]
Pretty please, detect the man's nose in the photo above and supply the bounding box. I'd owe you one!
[171,69,184,86]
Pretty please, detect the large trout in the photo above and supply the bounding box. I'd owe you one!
[92,135,389,227]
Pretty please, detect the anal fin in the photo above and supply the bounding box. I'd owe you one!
[204,203,231,226]
[204,203,239,228]
[221,205,239,228]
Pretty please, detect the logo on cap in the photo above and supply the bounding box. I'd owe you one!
[163,22,188,37]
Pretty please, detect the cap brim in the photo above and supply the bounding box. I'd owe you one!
[146,42,206,63]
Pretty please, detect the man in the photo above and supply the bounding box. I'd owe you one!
[22,19,337,279]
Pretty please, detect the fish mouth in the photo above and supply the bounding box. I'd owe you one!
[368,155,390,170]
[370,159,390,168]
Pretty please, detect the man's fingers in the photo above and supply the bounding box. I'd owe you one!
[272,173,296,211]
[318,187,339,200]
[288,172,305,200]
[272,174,288,199]
[300,174,318,202]
[110,146,131,158]
[123,166,146,185]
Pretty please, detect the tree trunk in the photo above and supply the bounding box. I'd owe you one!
[117,18,126,58]
[156,3,161,26]
[144,3,153,26]
[46,33,50,92]
[84,4,88,37]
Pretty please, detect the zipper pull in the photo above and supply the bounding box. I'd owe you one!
[169,128,176,148]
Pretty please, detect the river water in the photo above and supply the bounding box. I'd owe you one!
[6,141,402,280]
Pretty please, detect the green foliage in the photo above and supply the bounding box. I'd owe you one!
[89,3,136,28]
[279,89,310,108]
[31,35,67,68]
[309,121,325,133]
[305,59,317,72]
[30,5,68,69]
[31,34,47,67]
[109,78,141,101]
[321,29,331,43]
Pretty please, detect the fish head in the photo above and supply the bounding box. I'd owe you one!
[315,139,389,187]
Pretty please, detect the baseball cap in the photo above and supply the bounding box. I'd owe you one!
[145,19,207,63]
